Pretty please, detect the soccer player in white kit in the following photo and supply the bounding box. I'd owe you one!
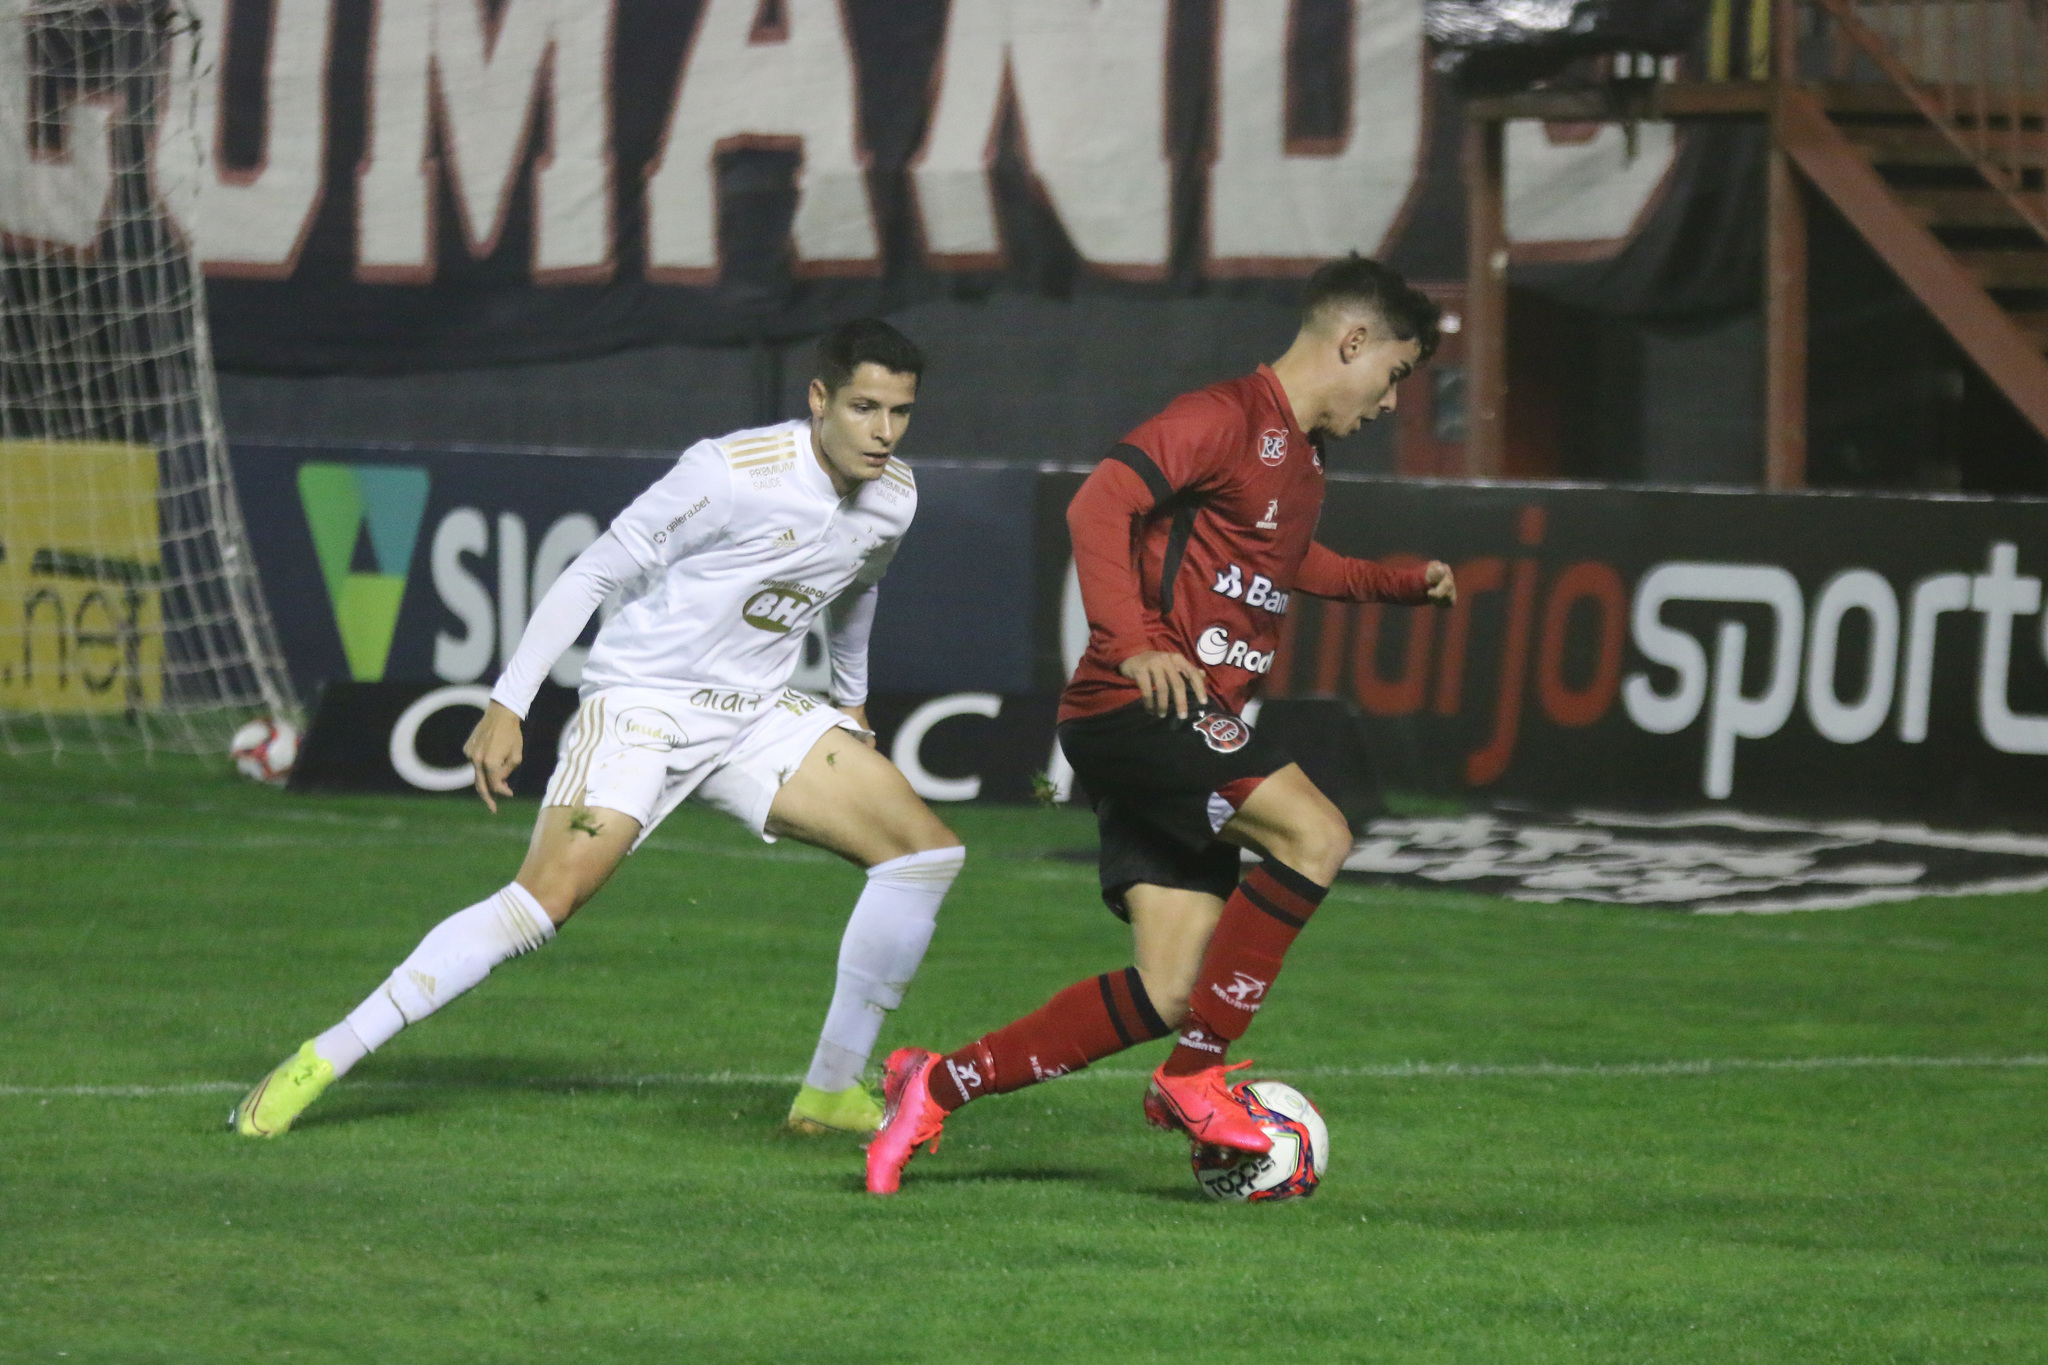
[231,320,966,1139]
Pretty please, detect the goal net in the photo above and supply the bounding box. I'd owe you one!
[0,0,294,758]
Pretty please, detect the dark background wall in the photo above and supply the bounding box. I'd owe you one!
[218,294,1402,469]
[218,235,2048,493]
[217,288,1765,484]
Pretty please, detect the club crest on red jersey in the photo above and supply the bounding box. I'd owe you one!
[1257,429,1287,466]
[1194,713,1251,753]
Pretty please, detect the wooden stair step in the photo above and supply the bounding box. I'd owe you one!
[1814,82,2048,123]
[1897,186,2036,229]
[1847,123,2048,169]
[1957,249,2048,289]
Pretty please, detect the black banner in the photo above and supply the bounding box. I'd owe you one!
[1279,479,2048,825]
[137,0,1732,372]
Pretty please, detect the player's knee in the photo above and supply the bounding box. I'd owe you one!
[866,809,960,866]
[864,839,965,882]
[906,816,960,856]
[513,872,580,926]
[1279,810,1352,884]
[515,846,609,924]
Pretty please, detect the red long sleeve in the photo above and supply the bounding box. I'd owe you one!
[1295,542,1431,604]
[1066,459,1166,666]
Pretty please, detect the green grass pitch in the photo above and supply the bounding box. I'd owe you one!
[4,757,2046,1363]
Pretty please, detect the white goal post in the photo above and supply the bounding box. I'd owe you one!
[0,0,295,757]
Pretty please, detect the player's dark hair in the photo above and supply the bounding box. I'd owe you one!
[815,318,925,394]
[1300,254,1441,363]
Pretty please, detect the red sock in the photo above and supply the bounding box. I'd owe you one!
[1163,861,1327,1076]
[932,967,1169,1112]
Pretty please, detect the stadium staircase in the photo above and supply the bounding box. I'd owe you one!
[1460,0,2048,483]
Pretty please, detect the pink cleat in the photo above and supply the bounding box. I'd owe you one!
[1144,1060,1272,1154]
[865,1048,949,1195]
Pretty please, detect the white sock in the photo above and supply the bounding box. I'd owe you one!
[803,846,964,1092]
[313,883,557,1078]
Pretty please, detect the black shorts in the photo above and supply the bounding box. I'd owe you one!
[1056,701,1294,920]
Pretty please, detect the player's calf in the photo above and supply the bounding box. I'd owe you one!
[791,844,965,1129]
[768,730,967,1127]
[230,882,559,1136]
[1158,859,1330,1080]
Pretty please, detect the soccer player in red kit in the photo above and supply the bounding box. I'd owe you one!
[866,255,1456,1194]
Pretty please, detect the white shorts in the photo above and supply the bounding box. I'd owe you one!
[543,685,862,850]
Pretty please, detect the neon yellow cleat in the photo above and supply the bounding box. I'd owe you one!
[784,1080,883,1135]
[228,1040,335,1138]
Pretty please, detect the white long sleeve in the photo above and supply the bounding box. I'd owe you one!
[489,531,643,719]
[825,584,879,707]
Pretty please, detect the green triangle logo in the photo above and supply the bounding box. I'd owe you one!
[296,462,429,681]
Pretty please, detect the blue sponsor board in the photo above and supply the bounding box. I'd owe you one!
[229,445,1038,705]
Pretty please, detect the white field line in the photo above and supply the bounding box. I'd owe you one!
[6,1054,2047,1100]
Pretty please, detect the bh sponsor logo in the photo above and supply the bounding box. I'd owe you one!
[1195,625,1275,673]
[742,581,826,634]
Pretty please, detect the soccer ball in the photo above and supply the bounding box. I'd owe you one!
[1190,1080,1328,1202]
[229,717,299,785]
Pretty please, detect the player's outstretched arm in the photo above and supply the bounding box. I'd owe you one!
[471,531,645,812]
[489,533,643,721]
[464,701,524,814]
[1296,542,1455,608]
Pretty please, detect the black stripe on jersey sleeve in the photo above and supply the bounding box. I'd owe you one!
[1159,506,1197,614]
[1104,443,1174,511]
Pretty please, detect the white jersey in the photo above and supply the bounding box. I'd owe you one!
[580,420,915,699]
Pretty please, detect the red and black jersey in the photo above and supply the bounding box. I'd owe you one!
[1059,364,1430,724]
